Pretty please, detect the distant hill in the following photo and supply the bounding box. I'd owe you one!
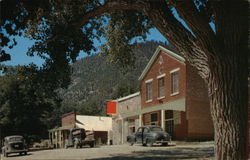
[59,41,172,115]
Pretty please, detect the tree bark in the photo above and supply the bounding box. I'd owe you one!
[207,54,248,160]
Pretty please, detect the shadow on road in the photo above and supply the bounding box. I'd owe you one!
[87,146,214,160]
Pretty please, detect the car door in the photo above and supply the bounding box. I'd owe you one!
[135,127,143,143]
[142,127,150,144]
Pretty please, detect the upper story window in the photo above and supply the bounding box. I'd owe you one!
[158,77,165,98]
[146,81,153,101]
[170,68,180,95]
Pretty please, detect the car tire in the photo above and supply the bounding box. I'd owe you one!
[24,151,27,155]
[89,142,95,148]
[19,152,23,155]
[74,143,78,149]
[146,139,153,147]
[129,141,134,146]
[162,142,168,146]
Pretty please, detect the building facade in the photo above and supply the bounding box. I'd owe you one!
[111,92,141,145]
[138,46,214,139]
[49,112,112,148]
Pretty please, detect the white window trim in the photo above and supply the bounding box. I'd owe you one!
[145,99,153,103]
[170,91,179,96]
[157,73,166,79]
[145,78,153,83]
[170,68,180,73]
[157,96,165,100]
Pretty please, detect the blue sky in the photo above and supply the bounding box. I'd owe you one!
[2,28,167,67]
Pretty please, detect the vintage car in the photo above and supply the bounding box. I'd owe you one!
[65,128,95,148]
[2,135,28,157]
[127,125,171,147]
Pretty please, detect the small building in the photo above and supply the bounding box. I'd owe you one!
[49,112,112,148]
[110,92,141,145]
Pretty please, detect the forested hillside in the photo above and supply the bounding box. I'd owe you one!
[59,41,168,115]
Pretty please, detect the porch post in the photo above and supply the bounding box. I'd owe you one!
[161,110,165,130]
[139,114,142,127]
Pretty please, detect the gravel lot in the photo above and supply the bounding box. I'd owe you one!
[1,142,214,160]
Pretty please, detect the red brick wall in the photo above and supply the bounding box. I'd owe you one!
[141,51,186,108]
[174,111,188,139]
[61,112,76,127]
[186,64,214,139]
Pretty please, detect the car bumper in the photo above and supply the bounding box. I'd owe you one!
[6,149,28,154]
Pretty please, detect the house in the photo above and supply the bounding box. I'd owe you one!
[49,112,112,148]
[138,45,214,139]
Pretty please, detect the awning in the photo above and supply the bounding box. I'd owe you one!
[120,98,185,118]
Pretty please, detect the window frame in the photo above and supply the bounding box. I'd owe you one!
[170,68,180,96]
[145,79,153,102]
[157,75,165,99]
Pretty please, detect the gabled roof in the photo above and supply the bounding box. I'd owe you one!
[138,45,185,81]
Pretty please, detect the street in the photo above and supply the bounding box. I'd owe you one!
[1,142,214,160]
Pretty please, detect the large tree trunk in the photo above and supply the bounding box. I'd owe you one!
[207,55,248,160]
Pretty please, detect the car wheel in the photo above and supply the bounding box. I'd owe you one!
[24,152,27,155]
[162,142,168,146]
[146,139,153,147]
[74,143,78,149]
[89,142,95,148]
[19,152,23,155]
[129,141,134,146]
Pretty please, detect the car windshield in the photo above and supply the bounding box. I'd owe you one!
[9,137,23,142]
[150,127,163,131]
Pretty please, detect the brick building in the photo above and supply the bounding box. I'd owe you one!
[138,45,214,139]
[110,45,214,142]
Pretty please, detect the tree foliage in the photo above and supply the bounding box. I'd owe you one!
[0,65,62,141]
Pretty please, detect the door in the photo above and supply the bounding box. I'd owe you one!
[135,127,143,143]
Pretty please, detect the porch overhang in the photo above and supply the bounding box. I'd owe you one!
[120,98,185,119]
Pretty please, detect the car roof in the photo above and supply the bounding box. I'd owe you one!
[140,125,162,129]
[5,135,23,139]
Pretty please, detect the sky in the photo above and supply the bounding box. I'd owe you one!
[2,28,167,67]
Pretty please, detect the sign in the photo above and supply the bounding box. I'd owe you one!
[106,101,116,114]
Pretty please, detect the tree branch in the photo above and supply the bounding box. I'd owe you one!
[168,0,219,56]
[45,0,211,79]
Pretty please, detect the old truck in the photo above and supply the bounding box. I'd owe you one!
[2,135,28,157]
[65,128,95,148]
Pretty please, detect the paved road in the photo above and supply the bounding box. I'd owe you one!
[1,142,214,160]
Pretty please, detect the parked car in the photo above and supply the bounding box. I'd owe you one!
[127,125,171,147]
[2,135,28,157]
[65,128,95,148]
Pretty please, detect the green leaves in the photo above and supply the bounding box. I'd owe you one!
[0,65,62,138]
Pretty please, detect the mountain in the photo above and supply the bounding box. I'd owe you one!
[59,41,170,115]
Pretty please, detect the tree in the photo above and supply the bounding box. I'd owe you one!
[0,65,62,141]
[0,0,249,159]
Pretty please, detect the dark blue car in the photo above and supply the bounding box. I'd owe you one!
[127,125,171,147]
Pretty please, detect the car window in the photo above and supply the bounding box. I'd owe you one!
[151,127,163,131]
[144,128,149,133]
[137,128,143,133]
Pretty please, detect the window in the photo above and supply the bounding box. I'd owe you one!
[150,112,159,125]
[146,82,153,101]
[165,110,174,136]
[171,71,179,94]
[158,77,165,98]
[137,127,143,133]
